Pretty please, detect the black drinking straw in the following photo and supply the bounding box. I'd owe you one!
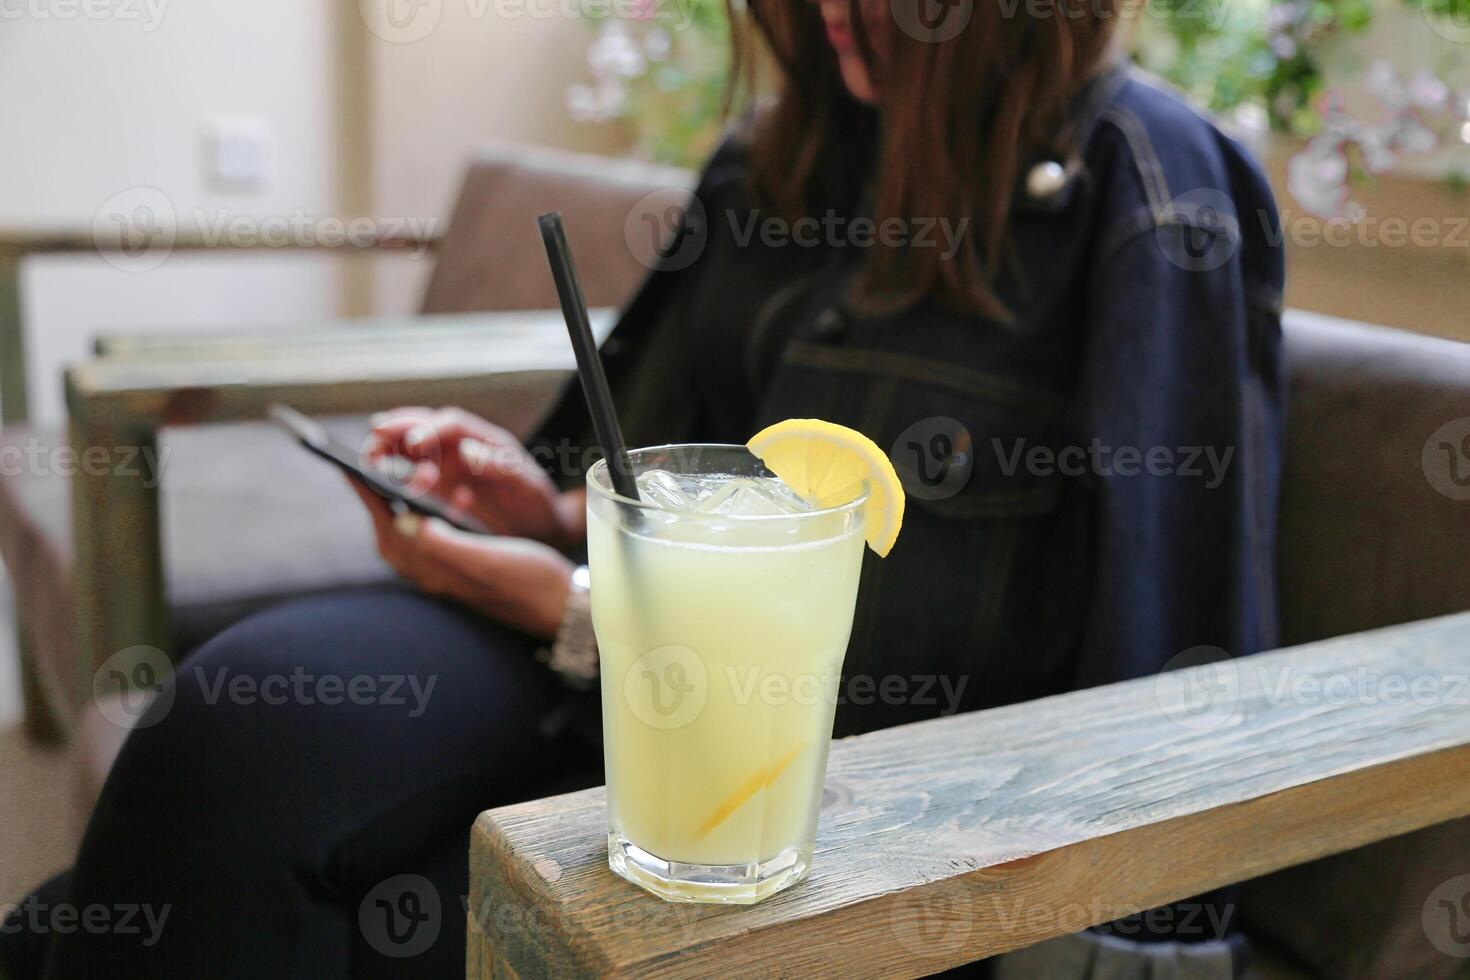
[538,212,642,502]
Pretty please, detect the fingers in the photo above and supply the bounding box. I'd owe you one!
[399,458,442,500]
[368,406,432,435]
[371,407,519,464]
[458,434,547,483]
[412,515,489,572]
[362,406,569,547]
[366,408,513,506]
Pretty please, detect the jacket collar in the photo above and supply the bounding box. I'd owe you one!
[1011,58,1131,214]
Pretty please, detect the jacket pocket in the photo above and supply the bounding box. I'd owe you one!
[759,340,1078,734]
[777,339,1068,519]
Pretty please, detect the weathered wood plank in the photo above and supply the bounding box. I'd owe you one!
[469,614,1470,978]
[71,310,616,398]
[93,309,614,360]
[0,223,439,257]
[68,417,167,701]
[0,254,26,424]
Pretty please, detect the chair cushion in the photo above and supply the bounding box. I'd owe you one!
[1242,817,1470,980]
[1244,310,1470,979]
[0,425,76,710]
[158,418,397,651]
[0,419,394,666]
[421,144,693,315]
[1279,309,1470,645]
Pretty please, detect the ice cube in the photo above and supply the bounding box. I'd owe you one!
[635,469,705,510]
[635,471,813,515]
[702,476,814,516]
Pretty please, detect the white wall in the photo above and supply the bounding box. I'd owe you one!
[366,0,621,313]
[19,254,350,424]
[1,0,624,424]
[0,0,351,426]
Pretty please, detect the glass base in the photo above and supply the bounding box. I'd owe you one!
[607,832,811,905]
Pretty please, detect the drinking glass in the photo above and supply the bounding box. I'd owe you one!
[586,444,867,904]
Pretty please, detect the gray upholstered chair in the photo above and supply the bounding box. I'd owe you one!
[1239,309,1470,979]
[0,145,691,747]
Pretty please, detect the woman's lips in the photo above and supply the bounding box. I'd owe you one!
[824,19,855,53]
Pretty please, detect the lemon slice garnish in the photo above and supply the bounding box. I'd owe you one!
[747,418,906,557]
[698,743,805,837]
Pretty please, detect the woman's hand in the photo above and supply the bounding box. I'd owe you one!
[366,407,585,550]
[347,479,573,639]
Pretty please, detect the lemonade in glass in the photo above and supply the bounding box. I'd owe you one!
[586,441,874,904]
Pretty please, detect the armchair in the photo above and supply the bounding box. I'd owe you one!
[0,145,693,750]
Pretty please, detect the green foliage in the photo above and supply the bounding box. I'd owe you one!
[627,16,731,166]
[580,0,1461,161]
[1131,0,1376,133]
[575,2,734,167]
[1406,0,1470,21]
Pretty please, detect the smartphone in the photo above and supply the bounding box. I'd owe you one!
[268,403,490,535]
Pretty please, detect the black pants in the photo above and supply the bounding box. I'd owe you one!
[0,586,599,979]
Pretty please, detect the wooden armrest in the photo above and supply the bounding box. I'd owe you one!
[0,223,440,258]
[0,224,443,424]
[68,309,614,425]
[92,310,607,360]
[469,614,1470,978]
[62,308,614,691]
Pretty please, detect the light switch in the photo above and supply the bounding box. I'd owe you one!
[203,115,273,191]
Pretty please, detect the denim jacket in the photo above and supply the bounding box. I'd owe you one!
[538,65,1286,738]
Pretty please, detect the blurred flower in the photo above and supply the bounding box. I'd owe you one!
[1410,74,1449,111]
[1358,130,1396,173]
[1270,35,1297,59]
[1230,102,1269,136]
[1364,60,1406,109]
[565,0,732,166]
[566,79,628,123]
[643,27,671,61]
[588,23,646,80]
[1400,121,1439,155]
[1289,62,1466,220]
[1288,146,1351,217]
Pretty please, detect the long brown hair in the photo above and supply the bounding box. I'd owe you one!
[730,0,1121,318]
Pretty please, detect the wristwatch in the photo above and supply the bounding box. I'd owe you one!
[547,565,599,689]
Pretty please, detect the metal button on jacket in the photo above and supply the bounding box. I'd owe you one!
[812,305,850,341]
[1026,160,1068,200]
